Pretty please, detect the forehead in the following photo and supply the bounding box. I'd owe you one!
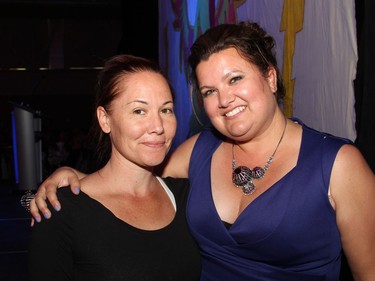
[202,48,248,66]
[196,48,255,79]
[116,70,172,99]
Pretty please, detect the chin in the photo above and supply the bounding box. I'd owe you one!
[144,155,166,167]
[226,131,253,143]
[223,127,248,138]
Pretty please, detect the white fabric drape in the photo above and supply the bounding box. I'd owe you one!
[237,0,357,141]
[293,0,357,140]
[237,0,285,72]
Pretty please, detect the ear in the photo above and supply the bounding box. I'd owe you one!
[266,67,277,93]
[97,106,111,133]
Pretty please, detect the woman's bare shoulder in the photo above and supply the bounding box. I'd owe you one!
[161,133,201,178]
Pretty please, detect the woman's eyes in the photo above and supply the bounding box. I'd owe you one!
[202,89,215,98]
[161,108,174,114]
[201,76,244,98]
[230,75,243,84]
[132,108,174,115]
[133,109,145,115]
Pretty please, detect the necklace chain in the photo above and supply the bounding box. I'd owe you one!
[231,119,287,195]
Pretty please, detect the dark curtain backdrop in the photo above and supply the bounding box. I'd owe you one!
[354,0,375,172]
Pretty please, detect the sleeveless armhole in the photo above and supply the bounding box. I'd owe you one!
[321,134,353,189]
[293,118,352,190]
[189,129,223,177]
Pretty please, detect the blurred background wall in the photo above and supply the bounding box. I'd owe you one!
[0,0,373,189]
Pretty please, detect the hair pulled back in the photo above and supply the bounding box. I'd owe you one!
[189,21,285,105]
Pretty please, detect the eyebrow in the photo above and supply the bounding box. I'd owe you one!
[199,70,241,91]
[126,100,174,106]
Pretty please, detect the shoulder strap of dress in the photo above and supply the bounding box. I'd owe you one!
[297,120,352,187]
[189,129,222,174]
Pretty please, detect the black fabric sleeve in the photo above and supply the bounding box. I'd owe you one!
[28,187,75,281]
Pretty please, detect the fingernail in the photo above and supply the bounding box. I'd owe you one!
[35,216,41,223]
[54,205,61,211]
[43,212,50,219]
[74,187,80,194]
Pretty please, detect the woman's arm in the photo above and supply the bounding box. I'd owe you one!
[29,134,200,222]
[161,134,200,178]
[29,196,74,280]
[330,144,375,281]
[29,166,86,222]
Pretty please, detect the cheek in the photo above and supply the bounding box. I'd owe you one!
[114,120,144,140]
[165,116,177,130]
[169,117,178,136]
[203,98,218,117]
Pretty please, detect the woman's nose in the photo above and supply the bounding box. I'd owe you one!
[148,114,164,134]
[218,90,235,108]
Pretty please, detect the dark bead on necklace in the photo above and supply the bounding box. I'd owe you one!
[232,166,252,186]
[251,166,266,179]
[242,181,255,195]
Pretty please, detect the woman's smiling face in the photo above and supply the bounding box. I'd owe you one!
[196,47,278,141]
[98,70,176,168]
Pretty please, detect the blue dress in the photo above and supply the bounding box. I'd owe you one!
[187,122,351,281]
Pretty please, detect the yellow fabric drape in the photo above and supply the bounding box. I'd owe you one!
[280,0,304,117]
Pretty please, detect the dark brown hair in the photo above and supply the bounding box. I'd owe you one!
[188,21,285,105]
